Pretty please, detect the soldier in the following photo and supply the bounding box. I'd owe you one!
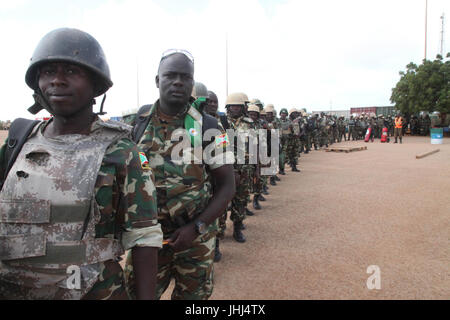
[247,104,264,210]
[264,104,280,186]
[226,93,255,242]
[318,112,329,148]
[0,28,162,300]
[337,116,346,142]
[331,115,339,144]
[258,108,270,196]
[348,115,355,141]
[376,115,384,138]
[288,109,301,172]
[125,50,235,299]
[204,90,225,262]
[279,108,291,175]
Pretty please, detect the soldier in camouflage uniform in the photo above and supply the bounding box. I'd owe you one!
[318,112,329,148]
[288,109,301,172]
[125,51,235,300]
[258,108,270,196]
[263,104,279,186]
[337,116,346,142]
[0,28,162,300]
[279,108,291,175]
[226,93,256,243]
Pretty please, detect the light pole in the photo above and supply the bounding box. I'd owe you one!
[424,0,428,60]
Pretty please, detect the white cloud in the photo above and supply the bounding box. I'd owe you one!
[0,0,449,121]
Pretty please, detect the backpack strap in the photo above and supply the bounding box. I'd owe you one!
[132,104,153,143]
[1,118,40,190]
[219,114,230,130]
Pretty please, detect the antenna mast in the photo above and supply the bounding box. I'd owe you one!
[440,13,445,57]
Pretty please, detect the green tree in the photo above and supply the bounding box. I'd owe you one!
[391,53,450,115]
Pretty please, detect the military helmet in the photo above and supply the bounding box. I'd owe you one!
[25,28,113,97]
[260,109,267,116]
[264,104,275,113]
[225,92,247,107]
[191,82,208,98]
[289,108,297,116]
[280,108,288,115]
[247,104,260,113]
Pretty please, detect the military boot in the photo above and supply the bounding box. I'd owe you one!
[274,175,281,181]
[394,138,398,143]
[270,176,277,186]
[279,168,286,175]
[214,238,222,262]
[233,222,246,243]
[253,195,261,210]
[258,194,266,201]
[262,185,269,195]
[400,137,402,144]
[246,207,254,216]
[292,164,300,172]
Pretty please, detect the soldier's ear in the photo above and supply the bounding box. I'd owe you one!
[155,75,159,89]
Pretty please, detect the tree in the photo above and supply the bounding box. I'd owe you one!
[391,53,450,115]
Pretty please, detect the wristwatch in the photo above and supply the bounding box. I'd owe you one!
[194,221,207,235]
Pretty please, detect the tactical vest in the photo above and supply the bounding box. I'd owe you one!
[280,119,291,135]
[292,120,300,135]
[0,120,129,299]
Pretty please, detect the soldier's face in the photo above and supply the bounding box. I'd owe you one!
[156,53,194,108]
[38,62,95,117]
[229,105,243,118]
[266,113,274,121]
[248,111,259,122]
[280,113,287,120]
[205,92,218,116]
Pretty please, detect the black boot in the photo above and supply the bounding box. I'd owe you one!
[400,138,402,144]
[305,149,309,154]
[214,238,222,262]
[292,164,300,172]
[274,175,281,181]
[262,185,269,195]
[246,207,254,216]
[258,194,266,201]
[253,196,261,210]
[233,222,246,243]
[279,168,286,175]
[394,138,397,143]
[270,176,277,186]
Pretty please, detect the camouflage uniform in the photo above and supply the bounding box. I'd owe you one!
[228,114,255,225]
[318,116,329,147]
[125,100,233,300]
[0,118,161,300]
[288,114,300,169]
[279,117,292,173]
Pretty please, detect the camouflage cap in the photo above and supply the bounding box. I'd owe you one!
[280,108,288,115]
[247,104,260,113]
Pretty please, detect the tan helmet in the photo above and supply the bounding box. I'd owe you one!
[191,82,208,99]
[289,108,297,116]
[260,109,267,116]
[247,104,260,113]
[225,92,247,107]
[264,104,275,113]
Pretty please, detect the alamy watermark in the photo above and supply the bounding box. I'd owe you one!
[366,265,381,290]
[66,265,81,290]
[164,128,280,176]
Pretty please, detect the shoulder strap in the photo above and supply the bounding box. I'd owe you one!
[201,113,219,149]
[132,104,153,143]
[1,118,40,190]
[219,114,230,130]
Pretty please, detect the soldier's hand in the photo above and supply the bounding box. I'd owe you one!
[168,224,197,252]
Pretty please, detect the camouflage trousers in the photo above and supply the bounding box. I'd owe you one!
[311,130,320,148]
[217,209,228,239]
[320,129,329,146]
[287,136,299,166]
[230,165,252,223]
[124,232,216,300]
[279,137,289,171]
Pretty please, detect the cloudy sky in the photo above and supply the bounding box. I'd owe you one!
[0,0,449,120]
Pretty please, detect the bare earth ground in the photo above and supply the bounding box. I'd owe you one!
[1,130,448,300]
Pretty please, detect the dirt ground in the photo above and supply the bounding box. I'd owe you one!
[205,135,449,300]
[1,130,448,300]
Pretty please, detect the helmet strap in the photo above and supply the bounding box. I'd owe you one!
[96,94,107,115]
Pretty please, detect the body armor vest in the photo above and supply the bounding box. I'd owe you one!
[0,120,129,299]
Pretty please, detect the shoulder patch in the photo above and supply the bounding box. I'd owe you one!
[215,133,230,147]
[138,152,151,170]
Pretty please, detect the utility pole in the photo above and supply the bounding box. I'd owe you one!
[440,13,445,57]
[424,0,428,60]
[225,32,229,98]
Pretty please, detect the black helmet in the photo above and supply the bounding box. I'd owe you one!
[26,28,113,98]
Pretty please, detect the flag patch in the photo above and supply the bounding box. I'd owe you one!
[138,152,151,170]
[215,133,229,147]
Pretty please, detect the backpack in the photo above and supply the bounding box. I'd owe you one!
[0,118,40,190]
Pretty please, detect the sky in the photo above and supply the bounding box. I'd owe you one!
[0,0,449,120]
